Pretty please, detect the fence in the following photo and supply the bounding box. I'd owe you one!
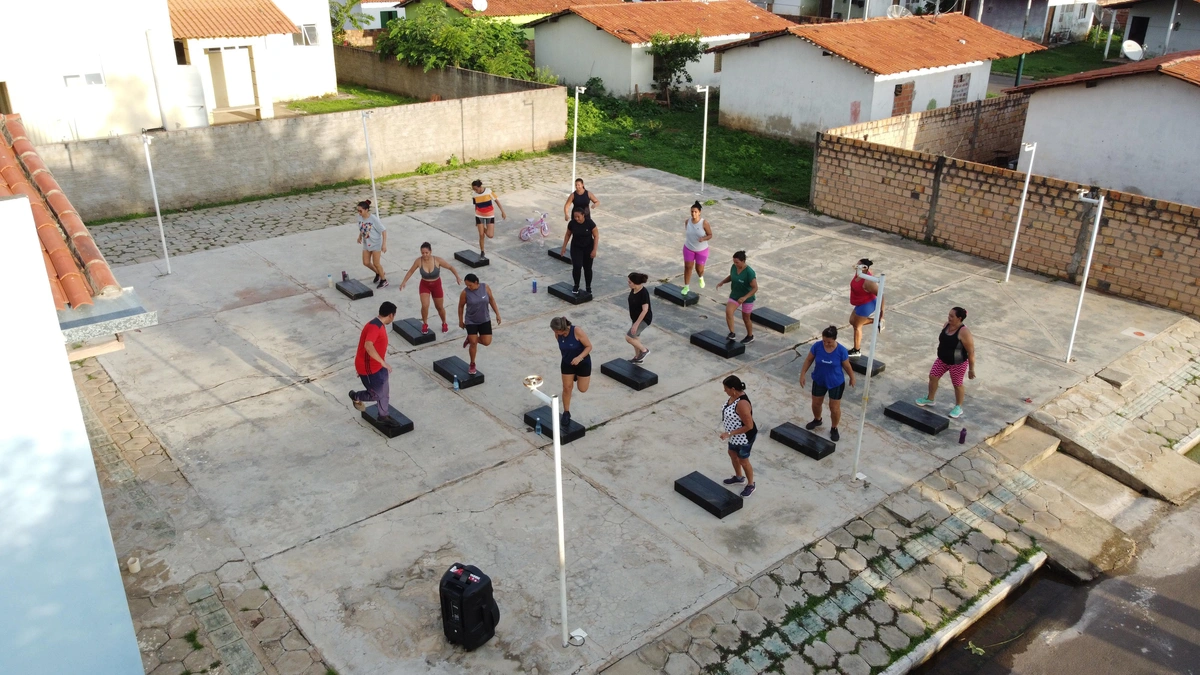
[334,45,552,101]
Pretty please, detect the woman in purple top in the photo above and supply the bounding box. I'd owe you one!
[799,325,855,442]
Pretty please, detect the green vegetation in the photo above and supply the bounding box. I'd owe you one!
[286,84,420,115]
[992,39,1123,80]
[647,31,704,107]
[184,629,203,651]
[562,94,813,207]
[329,0,370,43]
[376,3,540,80]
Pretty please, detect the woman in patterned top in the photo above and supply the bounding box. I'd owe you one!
[355,200,388,288]
[470,179,506,258]
[719,375,757,498]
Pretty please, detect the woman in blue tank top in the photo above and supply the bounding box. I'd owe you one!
[551,316,592,427]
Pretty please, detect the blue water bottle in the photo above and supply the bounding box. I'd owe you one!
[535,419,543,436]
[453,375,460,391]
[532,280,538,293]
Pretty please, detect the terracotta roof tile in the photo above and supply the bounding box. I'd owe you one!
[532,0,795,44]
[1,114,122,312]
[1006,50,1200,93]
[410,0,627,17]
[168,0,299,39]
[712,14,1043,75]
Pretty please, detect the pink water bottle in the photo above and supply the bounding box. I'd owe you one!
[958,428,967,444]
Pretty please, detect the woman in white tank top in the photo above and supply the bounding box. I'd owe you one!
[681,201,713,296]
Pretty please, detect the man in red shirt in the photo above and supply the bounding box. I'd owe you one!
[350,302,397,422]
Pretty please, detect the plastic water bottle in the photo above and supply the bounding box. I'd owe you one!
[453,375,460,391]
[532,280,538,293]
[327,274,333,288]
[535,419,543,437]
[959,428,967,444]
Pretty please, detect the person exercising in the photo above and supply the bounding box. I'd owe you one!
[551,316,592,427]
[848,258,884,355]
[350,302,397,423]
[398,243,462,334]
[458,274,501,375]
[471,179,506,258]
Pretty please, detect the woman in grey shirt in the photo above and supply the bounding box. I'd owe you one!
[457,274,501,375]
[355,200,388,289]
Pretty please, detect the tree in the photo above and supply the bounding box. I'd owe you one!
[647,31,703,108]
[330,0,370,44]
[375,2,536,79]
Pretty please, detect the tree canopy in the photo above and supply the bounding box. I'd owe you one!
[376,3,536,80]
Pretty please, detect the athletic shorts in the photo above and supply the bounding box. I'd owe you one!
[812,381,846,400]
[560,356,592,379]
[627,321,650,338]
[727,298,754,314]
[727,431,756,458]
[418,278,444,298]
[465,321,492,336]
[853,298,878,318]
[683,246,710,266]
[475,216,495,225]
[930,358,969,387]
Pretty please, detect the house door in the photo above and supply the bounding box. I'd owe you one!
[1041,6,1057,43]
[1127,15,1149,44]
[819,0,832,17]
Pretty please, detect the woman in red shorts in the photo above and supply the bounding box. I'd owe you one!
[399,242,463,334]
[915,306,976,419]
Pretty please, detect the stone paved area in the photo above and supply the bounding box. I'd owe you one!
[91,154,633,266]
[76,359,332,675]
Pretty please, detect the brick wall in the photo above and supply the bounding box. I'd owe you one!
[812,133,1200,317]
[334,46,554,101]
[827,95,1028,165]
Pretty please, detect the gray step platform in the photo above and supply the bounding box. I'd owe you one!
[394,318,435,345]
[690,330,746,358]
[654,283,700,307]
[434,356,484,389]
[548,249,572,263]
[770,422,836,460]
[548,282,592,304]
[849,355,886,377]
[454,250,489,268]
[600,359,658,391]
[523,406,586,444]
[362,404,414,438]
[751,307,800,334]
[674,471,743,519]
[337,279,374,300]
[884,401,949,435]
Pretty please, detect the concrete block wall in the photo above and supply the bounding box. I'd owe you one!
[812,133,1200,318]
[334,46,554,101]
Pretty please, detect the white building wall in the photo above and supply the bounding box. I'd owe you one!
[717,38,876,139]
[629,35,748,95]
[1127,0,1200,56]
[534,15,633,94]
[270,0,339,100]
[347,2,405,29]
[1017,75,1200,207]
[869,61,992,120]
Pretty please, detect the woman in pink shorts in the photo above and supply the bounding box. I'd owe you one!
[681,201,712,296]
[916,306,976,418]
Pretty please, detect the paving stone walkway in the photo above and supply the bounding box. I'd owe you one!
[90,154,634,266]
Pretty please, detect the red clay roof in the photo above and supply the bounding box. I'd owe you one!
[531,0,795,44]
[168,0,299,39]
[0,114,121,312]
[711,13,1043,75]
[399,0,627,17]
[1006,50,1200,93]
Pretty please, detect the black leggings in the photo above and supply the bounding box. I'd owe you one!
[571,253,593,291]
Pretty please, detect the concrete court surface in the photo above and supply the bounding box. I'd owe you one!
[98,166,1181,674]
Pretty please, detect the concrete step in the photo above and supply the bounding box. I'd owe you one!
[990,425,1060,470]
[1028,452,1163,536]
[1018,481,1137,582]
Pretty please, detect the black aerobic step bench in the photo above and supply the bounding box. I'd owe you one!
[434,356,484,389]
[750,307,800,334]
[884,401,949,435]
[394,318,435,346]
[362,404,414,438]
[674,471,743,519]
[337,279,374,300]
[454,250,489,268]
[548,282,592,304]
[770,422,836,460]
[690,330,745,358]
[548,249,572,264]
[600,359,658,391]
[654,283,699,307]
[523,406,586,444]
[849,355,886,377]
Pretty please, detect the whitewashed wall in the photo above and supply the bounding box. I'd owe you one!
[629,35,748,95]
[534,15,634,94]
[347,2,406,29]
[868,61,991,120]
[1127,0,1200,56]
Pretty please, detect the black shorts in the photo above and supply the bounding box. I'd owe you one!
[812,381,846,400]
[560,356,592,378]
[465,321,492,336]
[475,216,495,225]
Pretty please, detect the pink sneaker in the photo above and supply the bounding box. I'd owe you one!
[442,322,449,333]
[468,362,477,375]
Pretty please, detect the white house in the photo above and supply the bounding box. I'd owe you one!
[962,0,1096,42]
[711,14,1043,140]
[345,2,405,30]
[1101,0,1200,56]
[529,0,796,96]
[1007,50,1200,206]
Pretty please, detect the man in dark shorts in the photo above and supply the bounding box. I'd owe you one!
[471,179,506,258]
[350,302,397,422]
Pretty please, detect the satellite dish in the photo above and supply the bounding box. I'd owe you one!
[886,4,913,17]
[1121,40,1144,61]
[472,0,488,10]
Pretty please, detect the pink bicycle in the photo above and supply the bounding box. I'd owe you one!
[519,211,550,241]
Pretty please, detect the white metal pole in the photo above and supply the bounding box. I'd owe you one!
[1164,0,1180,53]
[1103,9,1117,60]
[361,111,379,220]
[141,134,171,275]
[851,272,884,479]
[1005,142,1036,283]
[976,0,985,21]
[1066,194,1104,363]
[549,394,570,648]
[697,86,709,194]
[571,87,584,189]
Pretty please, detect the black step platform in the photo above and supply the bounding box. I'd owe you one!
[454,250,489,268]
[654,283,700,307]
[770,422,836,460]
[884,401,949,435]
[361,404,414,438]
[548,249,572,264]
[849,355,886,377]
[433,356,484,389]
[523,406,586,444]
[394,318,435,345]
[751,307,800,334]
[600,359,658,391]
[337,279,374,300]
[690,330,746,358]
[674,471,743,519]
[548,282,592,304]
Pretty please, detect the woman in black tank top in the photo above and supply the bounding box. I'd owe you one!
[916,306,976,419]
[564,178,599,221]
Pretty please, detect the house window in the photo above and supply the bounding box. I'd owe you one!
[951,73,970,105]
[174,39,190,65]
[293,24,320,46]
[714,53,722,73]
[380,10,399,25]
[891,81,914,116]
[64,72,105,87]
[652,54,666,83]
[1077,3,1087,16]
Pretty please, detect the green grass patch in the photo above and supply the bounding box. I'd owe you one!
[992,41,1122,80]
[184,629,203,651]
[286,83,420,115]
[559,95,813,207]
